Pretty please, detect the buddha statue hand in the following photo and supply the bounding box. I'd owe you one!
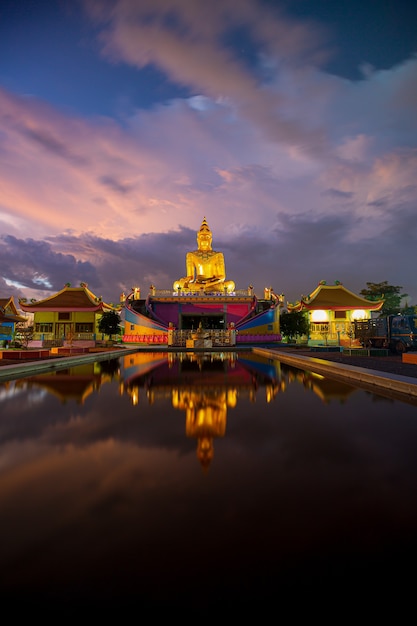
[173,277,193,291]
[203,278,235,292]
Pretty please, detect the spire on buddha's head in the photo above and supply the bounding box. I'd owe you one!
[199,217,211,234]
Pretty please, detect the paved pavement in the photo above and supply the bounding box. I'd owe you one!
[254,347,417,402]
[279,348,417,378]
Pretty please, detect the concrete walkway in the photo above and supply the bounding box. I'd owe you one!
[254,347,417,401]
[0,347,139,381]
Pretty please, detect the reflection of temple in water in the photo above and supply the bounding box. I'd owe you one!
[173,384,232,471]
[15,361,118,404]
[282,365,358,404]
[123,351,283,470]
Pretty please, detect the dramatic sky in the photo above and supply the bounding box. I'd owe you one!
[1,0,416,307]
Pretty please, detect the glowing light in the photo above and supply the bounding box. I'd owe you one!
[351,309,366,320]
[311,310,328,322]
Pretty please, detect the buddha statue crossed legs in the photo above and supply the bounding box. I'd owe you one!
[173,217,235,293]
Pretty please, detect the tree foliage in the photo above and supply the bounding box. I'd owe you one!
[13,322,34,348]
[360,281,408,316]
[280,310,309,341]
[98,311,121,339]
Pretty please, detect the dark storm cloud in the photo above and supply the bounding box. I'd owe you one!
[267,208,417,302]
[0,235,100,293]
[44,216,372,303]
[1,202,416,307]
[29,227,197,302]
[0,276,21,303]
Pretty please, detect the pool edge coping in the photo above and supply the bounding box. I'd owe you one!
[254,347,417,399]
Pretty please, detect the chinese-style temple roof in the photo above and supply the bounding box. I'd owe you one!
[0,296,26,323]
[18,283,116,313]
[287,282,384,312]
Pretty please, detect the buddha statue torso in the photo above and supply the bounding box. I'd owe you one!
[173,218,235,293]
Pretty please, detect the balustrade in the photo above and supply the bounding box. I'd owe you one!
[151,289,250,298]
[170,329,233,346]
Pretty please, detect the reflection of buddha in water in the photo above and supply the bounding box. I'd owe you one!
[173,217,235,293]
[172,388,237,471]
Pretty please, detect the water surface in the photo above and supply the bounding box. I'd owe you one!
[1,351,416,611]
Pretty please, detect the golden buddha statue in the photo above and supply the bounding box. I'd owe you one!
[173,217,235,293]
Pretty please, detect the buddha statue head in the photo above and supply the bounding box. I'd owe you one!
[197,217,213,251]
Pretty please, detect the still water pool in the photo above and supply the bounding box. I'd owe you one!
[1,350,417,612]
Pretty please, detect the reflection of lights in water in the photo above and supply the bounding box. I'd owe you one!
[28,389,49,404]
[0,383,29,402]
[227,389,237,408]
[125,385,139,405]
[124,351,286,467]
[0,385,48,404]
[266,383,278,403]
[180,389,229,471]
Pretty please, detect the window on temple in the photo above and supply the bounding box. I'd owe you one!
[75,323,94,333]
[35,323,53,333]
[310,323,329,332]
[58,312,71,320]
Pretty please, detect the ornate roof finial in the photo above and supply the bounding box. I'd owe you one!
[199,217,210,233]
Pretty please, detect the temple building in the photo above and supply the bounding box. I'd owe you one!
[19,283,118,347]
[10,223,385,351]
[287,280,384,346]
[0,296,26,344]
[123,217,283,346]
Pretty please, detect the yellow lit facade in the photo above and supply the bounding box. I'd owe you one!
[19,283,119,346]
[287,281,384,347]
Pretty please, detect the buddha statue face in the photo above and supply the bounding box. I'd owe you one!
[197,218,213,251]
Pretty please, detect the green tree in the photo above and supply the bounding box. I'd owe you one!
[280,311,309,342]
[360,281,408,316]
[98,311,121,340]
[401,301,416,315]
[14,322,34,348]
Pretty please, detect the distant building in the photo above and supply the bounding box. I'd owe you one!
[19,283,118,347]
[287,281,384,346]
[0,296,26,344]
